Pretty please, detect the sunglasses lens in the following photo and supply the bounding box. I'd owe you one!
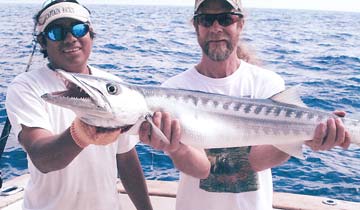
[45,23,89,41]
[218,14,235,27]
[197,15,214,27]
[46,26,63,41]
[72,23,89,38]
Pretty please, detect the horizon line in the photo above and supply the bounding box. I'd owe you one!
[1,2,359,13]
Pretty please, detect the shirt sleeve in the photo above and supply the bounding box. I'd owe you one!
[255,67,286,99]
[5,79,52,138]
[116,134,139,154]
[263,73,286,98]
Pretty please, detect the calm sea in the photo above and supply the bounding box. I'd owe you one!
[0,3,359,202]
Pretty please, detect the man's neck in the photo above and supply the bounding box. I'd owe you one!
[196,54,241,78]
[48,63,90,74]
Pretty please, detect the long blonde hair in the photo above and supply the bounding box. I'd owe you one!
[236,41,261,65]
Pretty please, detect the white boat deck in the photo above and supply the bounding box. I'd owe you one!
[1,174,359,210]
[1,194,176,210]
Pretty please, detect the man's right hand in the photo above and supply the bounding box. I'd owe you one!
[139,112,182,155]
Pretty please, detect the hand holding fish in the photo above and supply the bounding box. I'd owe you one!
[139,112,182,154]
[306,111,351,151]
[70,118,122,148]
[139,111,211,178]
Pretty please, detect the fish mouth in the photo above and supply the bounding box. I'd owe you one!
[41,70,116,126]
[96,124,134,133]
[41,70,105,110]
[119,124,133,133]
[68,70,112,108]
[51,80,91,99]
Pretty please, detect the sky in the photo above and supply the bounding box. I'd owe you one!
[3,0,360,12]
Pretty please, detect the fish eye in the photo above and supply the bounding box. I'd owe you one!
[106,83,120,95]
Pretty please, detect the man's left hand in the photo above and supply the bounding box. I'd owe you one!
[305,110,351,151]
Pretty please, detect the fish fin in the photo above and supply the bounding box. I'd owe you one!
[144,114,171,145]
[273,143,305,160]
[270,85,307,108]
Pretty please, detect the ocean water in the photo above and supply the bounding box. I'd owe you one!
[0,3,359,203]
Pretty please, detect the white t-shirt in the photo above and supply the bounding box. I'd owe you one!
[162,60,285,210]
[6,65,138,210]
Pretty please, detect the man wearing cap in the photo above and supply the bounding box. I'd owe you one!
[140,0,350,209]
[6,1,153,210]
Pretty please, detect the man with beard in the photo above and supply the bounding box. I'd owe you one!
[140,0,350,209]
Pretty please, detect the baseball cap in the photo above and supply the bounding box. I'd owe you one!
[194,0,243,14]
[36,2,91,34]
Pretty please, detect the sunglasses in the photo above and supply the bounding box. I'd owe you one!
[43,22,90,41]
[194,12,243,27]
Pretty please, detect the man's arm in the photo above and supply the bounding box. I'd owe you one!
[19,125,83,173]
[19,120,122,173]
[248,145,290,172]
[168,144,210,179]
[117,148,153,210]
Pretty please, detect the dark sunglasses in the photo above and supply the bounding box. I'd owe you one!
[194,12,243,27]
[43,22,90,41]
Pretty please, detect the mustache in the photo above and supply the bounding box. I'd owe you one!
[204,39,231,48]
[205,35,229,42]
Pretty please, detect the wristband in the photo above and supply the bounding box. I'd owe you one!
[70,120,90,148]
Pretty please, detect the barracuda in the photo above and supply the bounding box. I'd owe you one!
[41,70,360,158]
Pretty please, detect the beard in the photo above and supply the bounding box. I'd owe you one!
[203,39,234,61]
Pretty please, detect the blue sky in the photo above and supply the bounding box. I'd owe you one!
[3,0,360,12]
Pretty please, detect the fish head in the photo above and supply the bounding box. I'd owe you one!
[41,70,149,128]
